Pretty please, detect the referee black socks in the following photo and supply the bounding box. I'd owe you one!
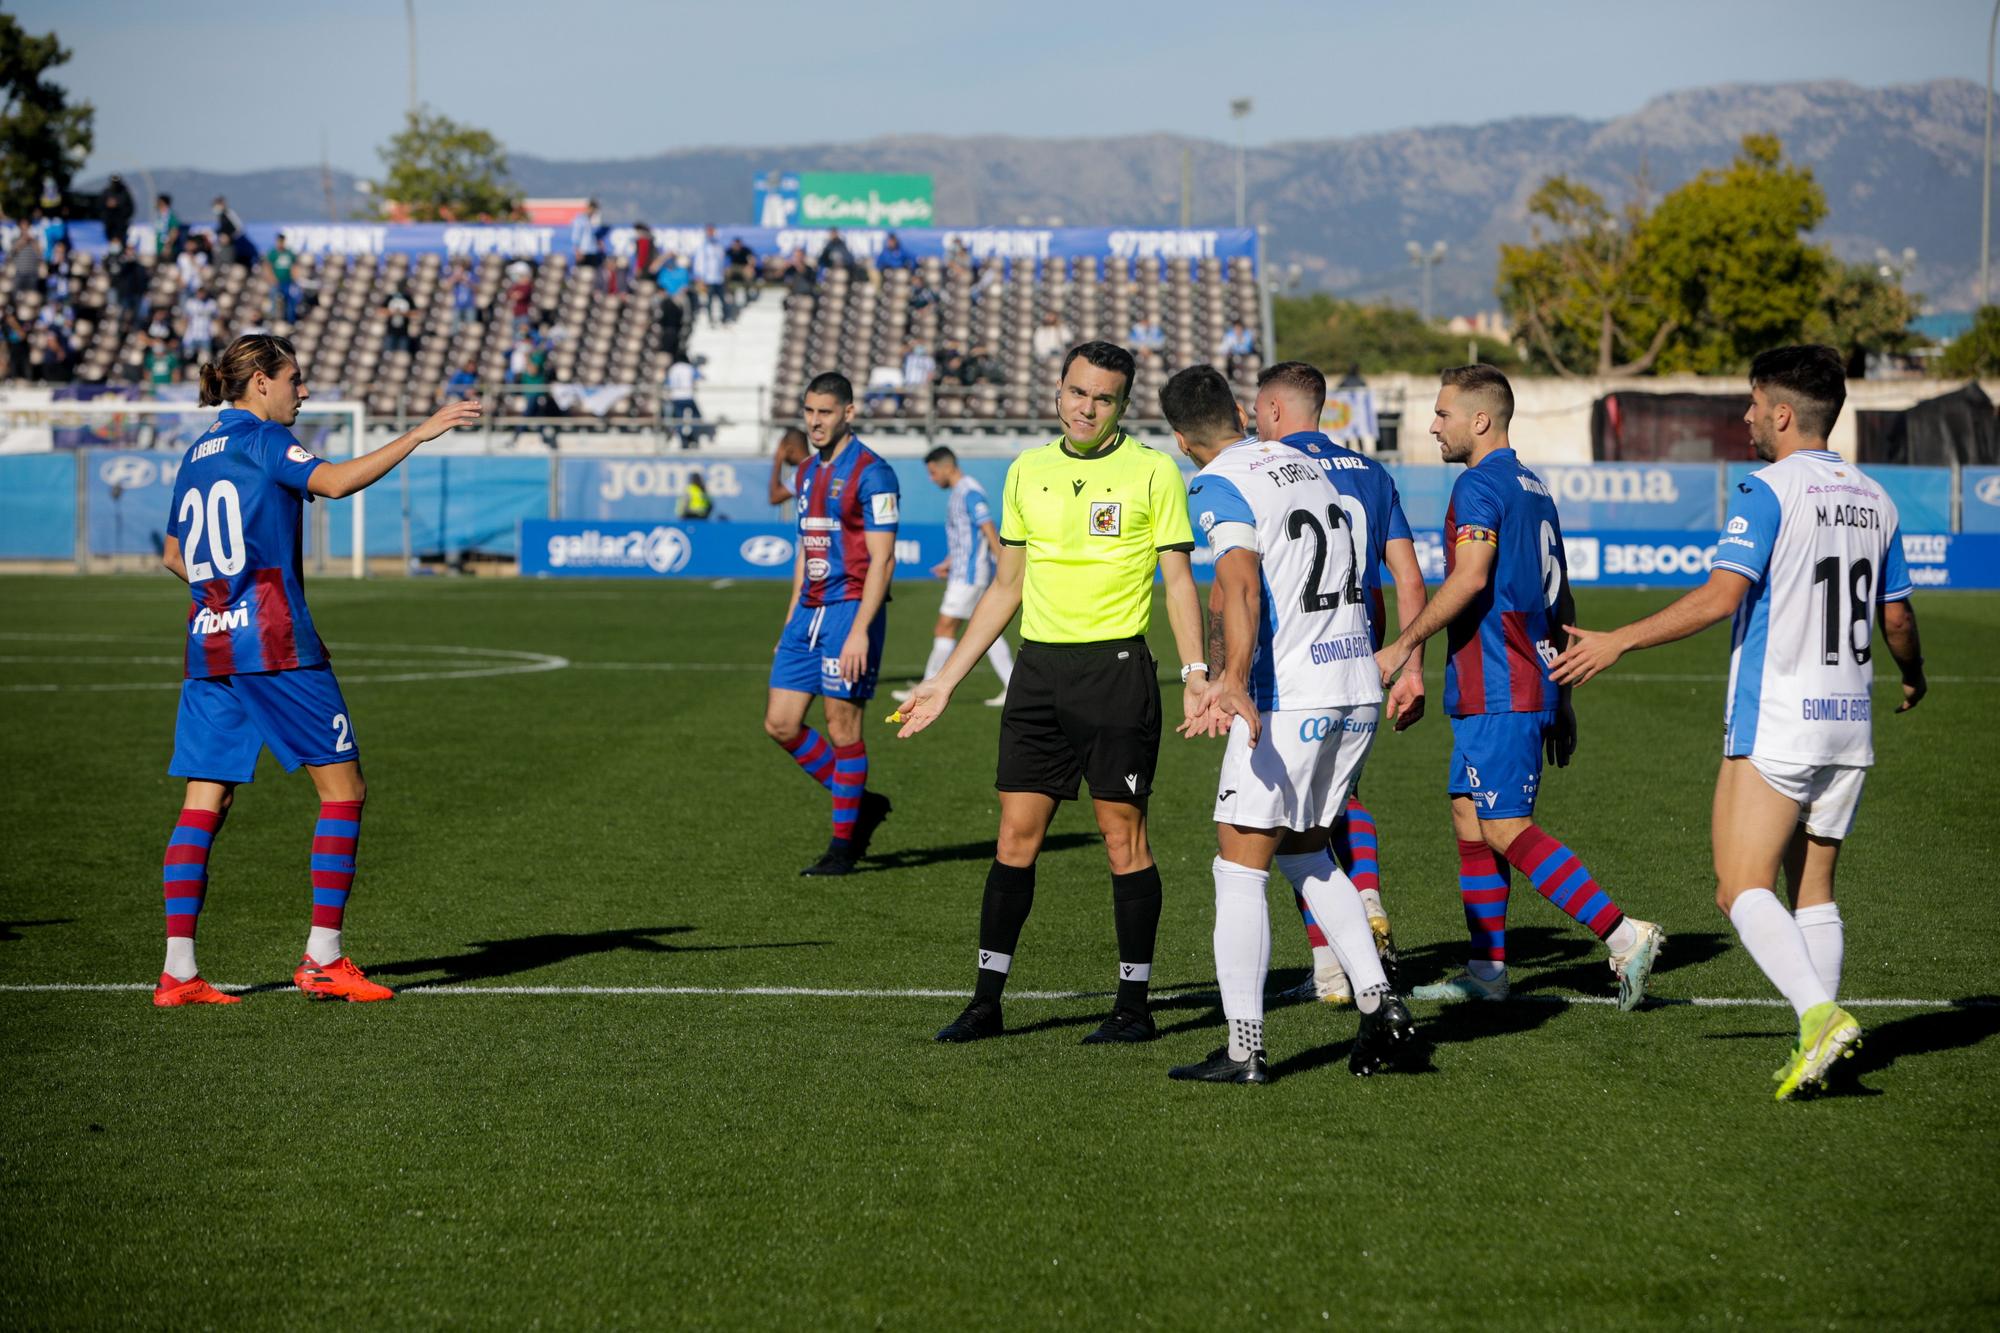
[1111,865,1163,1011]
[974,859,1036,1002]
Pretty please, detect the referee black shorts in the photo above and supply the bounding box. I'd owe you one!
[997,637,1162,802]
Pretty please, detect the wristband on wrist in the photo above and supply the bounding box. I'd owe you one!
[1180,661,1209,684]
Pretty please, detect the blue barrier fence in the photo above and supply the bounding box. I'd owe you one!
[7,453,1994,587]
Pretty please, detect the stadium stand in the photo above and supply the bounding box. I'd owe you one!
[2,226,1265,437]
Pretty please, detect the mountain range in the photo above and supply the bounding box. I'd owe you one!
[93,78,1984,316]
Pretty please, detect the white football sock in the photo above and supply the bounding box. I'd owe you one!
[1605,919,1638,954]
[1729,888,1833,1017]
[1794,902,1844,1000]
[1276,849,1387,994]
[1468,959,1507,982]
[1211,856,1271,1031]
[985,635,1015,687]
[306,926,342,966]
[1309,943,1346,989]
[1228,1017,1264,1062]
[1357,887,1384,918]
[164,937,197,982]
[922,635,956,680]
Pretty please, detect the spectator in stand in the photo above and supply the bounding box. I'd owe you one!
[144,326,178,385]
[666,353,701,447]
[781,245,816,296]
[447,258,477,330]
[1129,316,1165,351]
[767,426,810,505]
[28,314,73,383]
[962,341,1004,386]
[35,208,67,260]
[693,225,730,325]
[1218,318,1255,375]
[1030,309,1072,365]
[153,194,182,261]
[816,228,858,280]
[8,220,42,296]
[2,308,28,380]
[655,252,690,355]
[970,256,1002,305]
[446,357,479,402]
[176,236,210,297]
[181,284,219,364]
[908,274,940,311]
[573,199,605,268]
[507,265,536,337]
[508,330,537,382]
[267,232,299,323]
[212,196,254,266]
[630,222,656,288]
[947,240,973,282]
[903,339,937,389]
[876,233,914,273]
[101,175,135,246]
[382,284,415,355]
[43,242,72,307]
[725,235,757,307]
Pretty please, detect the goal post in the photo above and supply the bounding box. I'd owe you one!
[0,397,370,576]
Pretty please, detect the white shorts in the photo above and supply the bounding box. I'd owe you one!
[940,578,987,620]
[1215,705,1379,832]
[1748,756,1867,841]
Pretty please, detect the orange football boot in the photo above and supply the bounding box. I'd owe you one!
[293,955,395,1002]
[153,973,242,1006]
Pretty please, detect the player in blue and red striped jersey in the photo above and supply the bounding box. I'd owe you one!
[1374,365,1665,1009]
[1251,361,1432,1003]
[153,333,480,1007]
[761,371,898,877]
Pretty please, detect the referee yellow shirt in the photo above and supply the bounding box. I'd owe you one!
[1000,433,1195,643]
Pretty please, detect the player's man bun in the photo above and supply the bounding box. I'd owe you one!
[198,334,299,407]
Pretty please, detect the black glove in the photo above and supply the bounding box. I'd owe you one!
[1544,698,1578,769]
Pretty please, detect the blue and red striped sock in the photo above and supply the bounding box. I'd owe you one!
[780,727,837,790]
[1505,824,1624,940]
[162,807,224,977]
[1333,797,1382,900]
[1458,837,1509,964]
[830,741,867,843]
[1291,885,1330,948]
[308,800,363,961]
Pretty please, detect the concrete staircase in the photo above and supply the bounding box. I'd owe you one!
[684,293,785,450]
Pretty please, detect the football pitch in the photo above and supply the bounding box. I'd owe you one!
[2,574,1996,1328]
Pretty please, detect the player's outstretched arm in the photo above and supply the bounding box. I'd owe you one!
[1880,598,1926,712]
[1376,541,1493,685]
[1159,549,1208,725]
[1551,569,1749,686]
[308,399,483,500]
[1383,536,1428,729]
[1182,548,1260,745]
[896,544,1024,738]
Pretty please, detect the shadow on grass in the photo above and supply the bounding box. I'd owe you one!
[0,918,75,942]
[865,832,1098,872]
[370,925,829,988]
[1851,995,2000,1077]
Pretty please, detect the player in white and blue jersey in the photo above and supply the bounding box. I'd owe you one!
[153,334,481,1007]
[1159,365,1417,1083]
[1251,360,1432,1003]
[890,446,1014,708]
[1555,345,1926,1099]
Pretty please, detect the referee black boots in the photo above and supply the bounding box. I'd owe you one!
[935,998,1003,1042]
[1080,1006,1157,1044]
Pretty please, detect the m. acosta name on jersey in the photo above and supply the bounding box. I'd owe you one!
[1815,503,1882,530]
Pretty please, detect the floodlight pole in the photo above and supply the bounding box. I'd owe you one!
[406,0,419,115]
[1986,0,1998,305]
[1230,98,1253,229]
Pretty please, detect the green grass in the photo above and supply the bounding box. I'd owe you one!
[2,575,1997,1329]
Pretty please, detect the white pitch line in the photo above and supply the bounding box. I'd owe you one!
[0,981,1985,1009]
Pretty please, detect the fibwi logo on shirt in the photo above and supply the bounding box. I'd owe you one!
[191,605,249,635]
[1090,501,1121,536]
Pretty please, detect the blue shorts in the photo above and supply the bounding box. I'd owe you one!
[1447,709,1554,820]
[170,664,359,784]
[769,600,886,702]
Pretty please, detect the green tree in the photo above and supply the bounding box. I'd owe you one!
[1638,135,1828,375]
[373,108,519,222]
[1497,176,1673,378]
[1936,306,2000,378]
[1274,293,1517,375]
[1803,259,1922,373]
[0,17,95,218]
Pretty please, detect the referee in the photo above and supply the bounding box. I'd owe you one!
[897,340,1207,1044]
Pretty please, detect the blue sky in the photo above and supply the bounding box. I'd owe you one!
[19,0,1987,176]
